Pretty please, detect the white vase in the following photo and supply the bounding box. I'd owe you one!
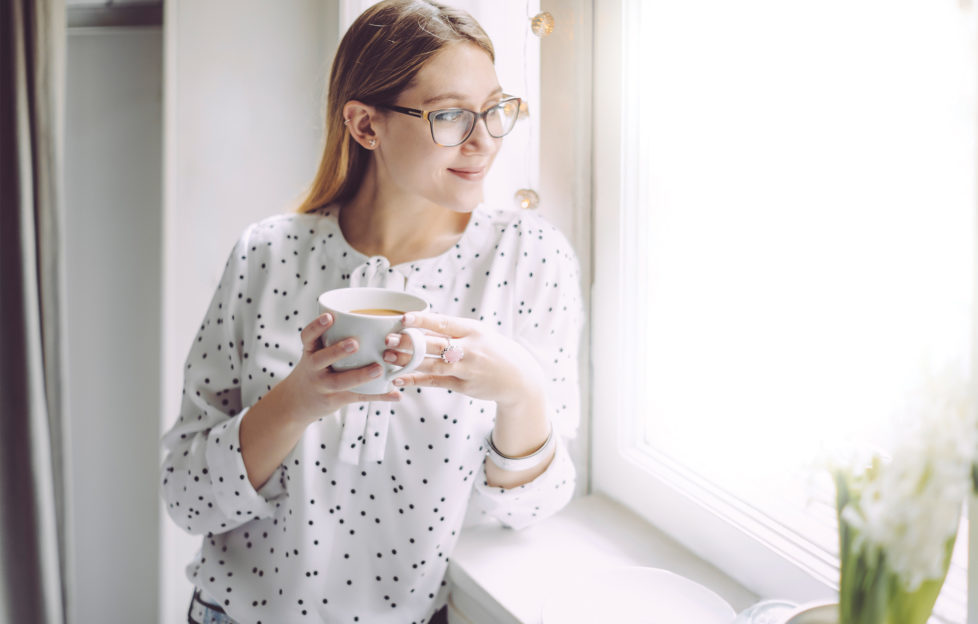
[783,602,838,624]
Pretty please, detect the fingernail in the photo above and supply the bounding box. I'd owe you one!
[385,335,399,347]
[320,313,331,325]
[383,352,397,363]
[343,339,357,353]
[393,378,405,387]
[403,313,415,325]
[369,365,383,378]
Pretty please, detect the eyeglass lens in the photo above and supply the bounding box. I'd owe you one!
[430,99,520,147]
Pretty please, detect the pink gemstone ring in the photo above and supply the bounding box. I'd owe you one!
[440,339,464,364]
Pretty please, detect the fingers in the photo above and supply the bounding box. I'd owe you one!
[310,336,360,371]
[382,347,452,368]
[300,313,333,353]
[320,361,384,392]
[330,388,401,404]
[392,372,462,391]
[385,332,450,357]
[401,311,476,338]
[299,311,473,399]
[346,389,402,403]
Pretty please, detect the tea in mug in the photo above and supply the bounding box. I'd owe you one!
[350,308,404,316]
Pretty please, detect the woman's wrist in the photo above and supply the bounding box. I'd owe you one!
[485,387,554,488]
[275,371,328,427]
[264,375,302,424]
[493,356,545,411]
[486,422,554,470]
[240,377,314,490]
[491,384,549,457]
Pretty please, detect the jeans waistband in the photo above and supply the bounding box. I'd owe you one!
[188,587,230,624]
[195,588,224,611]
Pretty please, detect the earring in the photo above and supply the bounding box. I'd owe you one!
[368,138,377,148]
[343,118,350,127]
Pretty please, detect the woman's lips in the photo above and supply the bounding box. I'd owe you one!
[448,167,486,181]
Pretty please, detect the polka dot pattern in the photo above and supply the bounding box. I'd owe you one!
[160,205,583,622]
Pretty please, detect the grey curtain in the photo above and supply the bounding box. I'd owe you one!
[0,1,68,623]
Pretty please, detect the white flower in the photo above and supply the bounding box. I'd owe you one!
[840,366,977,591]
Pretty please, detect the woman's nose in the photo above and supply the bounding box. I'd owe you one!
[460,117,498,154]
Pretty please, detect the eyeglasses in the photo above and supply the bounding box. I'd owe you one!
[379,96,522,147]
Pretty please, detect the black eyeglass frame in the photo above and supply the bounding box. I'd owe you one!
[378,96,522,147]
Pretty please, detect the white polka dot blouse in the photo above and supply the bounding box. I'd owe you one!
[161,205,584,624]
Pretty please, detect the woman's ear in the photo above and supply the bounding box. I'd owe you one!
[343,101,380,150]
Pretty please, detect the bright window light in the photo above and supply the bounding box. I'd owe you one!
[622,1,976,619]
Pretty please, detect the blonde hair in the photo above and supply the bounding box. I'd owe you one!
[296,0,494,214]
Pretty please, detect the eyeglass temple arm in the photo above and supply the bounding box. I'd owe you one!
[383,104,427,120]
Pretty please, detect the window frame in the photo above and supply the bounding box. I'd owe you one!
[589,0,978,610]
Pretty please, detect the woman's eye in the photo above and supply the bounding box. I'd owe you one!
[434,110,465,123]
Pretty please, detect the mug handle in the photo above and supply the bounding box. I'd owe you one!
[385,327,427,381]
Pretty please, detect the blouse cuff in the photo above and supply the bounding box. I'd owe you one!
[473,435,575,530]
[205,408,284,524]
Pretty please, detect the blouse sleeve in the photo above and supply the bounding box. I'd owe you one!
[160,225,288,536]
[471,216,585,530]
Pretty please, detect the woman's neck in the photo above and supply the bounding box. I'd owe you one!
[338,177,471,267]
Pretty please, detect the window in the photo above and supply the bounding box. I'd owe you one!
[592,1,976,620]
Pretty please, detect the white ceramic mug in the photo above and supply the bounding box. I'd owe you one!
[317,287,428,395]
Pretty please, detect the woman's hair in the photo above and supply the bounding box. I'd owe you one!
[295,0,494,214]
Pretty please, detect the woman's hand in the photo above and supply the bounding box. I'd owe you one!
[382,312,545,409]
[280,312,401,424]
[240,312,400,490]
[383,311,555,488]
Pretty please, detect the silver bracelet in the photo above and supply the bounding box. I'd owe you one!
[485,424,556,471]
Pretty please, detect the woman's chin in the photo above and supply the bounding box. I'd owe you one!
[437,193,483,214]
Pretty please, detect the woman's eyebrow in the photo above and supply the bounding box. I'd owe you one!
[422,87,503,107]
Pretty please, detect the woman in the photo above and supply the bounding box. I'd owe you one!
[161,1,583,622]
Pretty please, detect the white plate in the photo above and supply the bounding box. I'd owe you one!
[541,566,736,624]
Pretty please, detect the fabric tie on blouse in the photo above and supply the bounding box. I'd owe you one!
[349,255,408,291]
[337,255,410,465]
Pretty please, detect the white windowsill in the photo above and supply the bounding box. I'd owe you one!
[447,493,760,624]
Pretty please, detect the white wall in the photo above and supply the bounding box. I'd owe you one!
[160,2,337,622]
[64,25,163,622]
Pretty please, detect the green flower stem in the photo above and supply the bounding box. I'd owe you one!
[835,470,958,624]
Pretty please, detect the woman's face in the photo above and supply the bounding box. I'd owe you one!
[374,42,503,213]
